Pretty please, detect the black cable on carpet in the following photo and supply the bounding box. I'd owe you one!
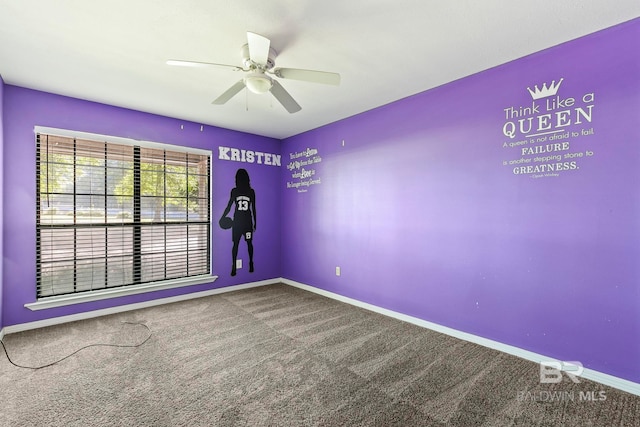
[0,321,152,370]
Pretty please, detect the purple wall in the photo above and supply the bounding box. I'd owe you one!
[281,19,640,383]
[0,74,4,330]
[2,86,281,326]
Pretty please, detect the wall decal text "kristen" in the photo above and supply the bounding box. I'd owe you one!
[218,146,281,167]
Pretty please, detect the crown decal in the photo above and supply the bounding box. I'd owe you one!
[527,78,564,100]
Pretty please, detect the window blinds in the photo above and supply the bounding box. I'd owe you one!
[36,133,211,298]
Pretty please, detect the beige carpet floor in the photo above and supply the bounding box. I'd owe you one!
[1,283,638,426]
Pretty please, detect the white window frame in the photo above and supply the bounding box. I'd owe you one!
[26,126,217,311]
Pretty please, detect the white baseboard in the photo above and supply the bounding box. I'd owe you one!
[281,278,640,397]
[2,278,279,335]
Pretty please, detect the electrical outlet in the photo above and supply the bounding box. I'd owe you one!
[336,266,341,276]
[236,259,242,269]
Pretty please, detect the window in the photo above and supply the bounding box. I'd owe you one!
[35,128,212,301]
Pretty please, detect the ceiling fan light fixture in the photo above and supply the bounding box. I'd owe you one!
[245,73,273,94]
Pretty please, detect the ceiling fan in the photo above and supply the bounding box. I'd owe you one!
[167,32,341,114]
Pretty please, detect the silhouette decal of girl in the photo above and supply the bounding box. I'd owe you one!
[220,168,256,276]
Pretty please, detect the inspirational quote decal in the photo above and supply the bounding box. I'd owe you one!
[286,147,322,192]
[502,78,596,178]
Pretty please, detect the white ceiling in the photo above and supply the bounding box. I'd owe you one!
[0,1,638,139]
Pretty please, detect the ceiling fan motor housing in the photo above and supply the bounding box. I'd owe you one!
[241,44,277,70]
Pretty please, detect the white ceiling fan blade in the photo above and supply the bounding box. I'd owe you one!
[247,32,271,66]
[270,81,301,114]
[167,59,241,71]
[212,80,246,104]
[273,68,340,86]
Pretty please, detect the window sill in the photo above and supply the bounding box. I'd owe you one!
[25,275,218,311]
